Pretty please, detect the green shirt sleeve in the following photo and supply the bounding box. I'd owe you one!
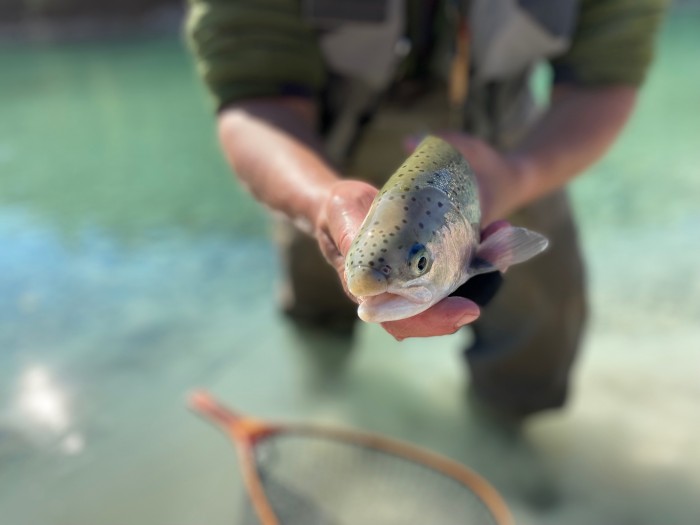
[185,0,326,110]
[552,0,669,87]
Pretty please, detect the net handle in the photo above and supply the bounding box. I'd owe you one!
[189,391,281,525]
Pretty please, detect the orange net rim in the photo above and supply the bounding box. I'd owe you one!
[189,390,514,525]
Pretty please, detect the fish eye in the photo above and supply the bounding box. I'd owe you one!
[407,244,431,276]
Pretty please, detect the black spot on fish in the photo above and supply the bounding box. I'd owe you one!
[419,223,424,229]
[404,206,409,211]
[426,211,431,215]
[438,202,443,207]
[402,219,407,224]
[369,261,375,266]
[411,197,416,201]
[427,197,431,202]
[378,257,384,262]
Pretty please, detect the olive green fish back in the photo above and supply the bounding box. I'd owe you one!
[379,136,481,226]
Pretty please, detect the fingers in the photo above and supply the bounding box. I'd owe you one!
[403,134,425,153]
[435,131,487,154]
[403,131,476,154]
[381,297,480,341]
[481,220,511,241]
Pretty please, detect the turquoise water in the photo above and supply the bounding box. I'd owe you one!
[0,37,265,238]
[1,10,699,525]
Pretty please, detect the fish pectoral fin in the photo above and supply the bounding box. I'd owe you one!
[470,226,549,275]
[467,256,498,277]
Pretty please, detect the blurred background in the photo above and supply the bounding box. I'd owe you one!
[0,1,698,524]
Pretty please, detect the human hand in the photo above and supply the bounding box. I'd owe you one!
[405,132,531,225]
[315,179,482,340]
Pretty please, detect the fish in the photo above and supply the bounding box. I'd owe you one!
[344,135,549,323]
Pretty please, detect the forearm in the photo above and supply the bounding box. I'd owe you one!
[507,85,637,208]
[217,97,340,233]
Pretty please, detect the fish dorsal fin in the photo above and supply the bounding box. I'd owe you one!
[469,226,549,276]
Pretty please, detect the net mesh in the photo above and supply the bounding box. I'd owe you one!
[244,432,500,525]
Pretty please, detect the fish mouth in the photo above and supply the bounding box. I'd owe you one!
[357,286,434,323]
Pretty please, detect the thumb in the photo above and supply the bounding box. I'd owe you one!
[324,182,377,257]
[403,132,429,154]
[315,181,377,276]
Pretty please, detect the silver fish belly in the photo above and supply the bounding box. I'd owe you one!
[345,136,483,323]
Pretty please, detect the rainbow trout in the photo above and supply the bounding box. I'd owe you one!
[344,136,548,323]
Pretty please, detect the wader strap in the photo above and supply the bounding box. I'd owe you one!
[448,0,471,130]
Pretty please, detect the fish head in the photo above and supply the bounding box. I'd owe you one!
[345,187,476,323]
